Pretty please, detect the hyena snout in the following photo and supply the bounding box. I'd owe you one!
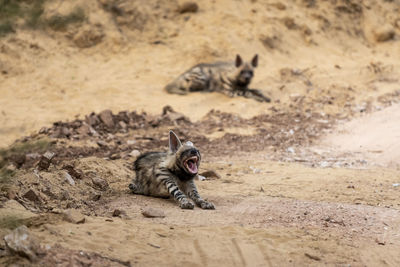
[239,70,254,84]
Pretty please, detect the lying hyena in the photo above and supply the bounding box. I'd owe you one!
[165,54,271,102]
[129,131,215,209]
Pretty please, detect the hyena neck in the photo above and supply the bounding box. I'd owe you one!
[170,166,196,181]
[226,71,250,91]
[234,81,250,90]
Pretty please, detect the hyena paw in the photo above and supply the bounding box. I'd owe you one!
[262,96,271,103]
[180,200,195,209]
[200,201,215,210]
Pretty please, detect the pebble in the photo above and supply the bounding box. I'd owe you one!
[62,209,86,224]
[178,2,199,14]
[91,177,109,190]
[129,150,141,158]
[141,207,166,218]
[4,226,41,261]
[64,172,75,186]
[199,170,221,179]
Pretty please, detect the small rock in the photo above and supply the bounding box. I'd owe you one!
[97,140,108,147]
[64,172,75,186]
[4,226,42,261]
[62,164,82,179]
[89,126,100,137]
[112,209,126,217]
[110,153,120,160]
[61,127,72,137]
[272,2,286,10]
[141,207,166,218]
[25,153,41,161]
[112,209,122,217]
[37,151,55,171]
[91,192,102,201]
[6,186,18,199]
[199,170,221,179]
[118,121,127,130]
[197,175,206,181]
[127,140,136,145]
[38,127,49,134]
[23,189,42,203]
[249,166,261,174]
[91,177,109,190]
[129,150,141,158]
[10,154,26,168]
[85,113,100,126]
[375,238,386,245]
[77,123,90,135]
[99,109,114,128]
[62,209,85,224]
[287,147,295,154]
[374,24,395,42]
[73,24,104,48]
[178,2,199,13]
[320,161,329,168]
[5,164,16,172]
[304,252,321,261]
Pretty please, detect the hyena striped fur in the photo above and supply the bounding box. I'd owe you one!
[165,54,270,102]
[129,130,215,209]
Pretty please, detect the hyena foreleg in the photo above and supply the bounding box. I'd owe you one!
[243,89,271,103]
[160,175,194,209]
[185,180,215,209]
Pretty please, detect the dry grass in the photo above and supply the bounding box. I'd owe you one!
[0,0,86,37]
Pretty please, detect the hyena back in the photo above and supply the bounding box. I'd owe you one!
[165,54,270,102]
[129,131,215,210]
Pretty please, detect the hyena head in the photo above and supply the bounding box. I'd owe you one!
[168,130,201,178]
[234,54,258,87]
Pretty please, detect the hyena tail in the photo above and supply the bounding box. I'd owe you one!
[165,79,188,95]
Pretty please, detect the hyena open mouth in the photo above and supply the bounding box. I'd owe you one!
[184,156,199,174]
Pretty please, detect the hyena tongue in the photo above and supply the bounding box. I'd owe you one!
[188,161,198,173]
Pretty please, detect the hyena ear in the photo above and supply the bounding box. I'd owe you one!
[169,130,182,153]
[251,54,258,68]
[235,54,243,67]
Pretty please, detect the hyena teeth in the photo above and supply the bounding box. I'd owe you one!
[129,131,214,209]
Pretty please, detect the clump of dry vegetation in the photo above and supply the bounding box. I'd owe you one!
[0,0,85,37]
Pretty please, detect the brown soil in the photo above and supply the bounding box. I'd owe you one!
[1,0,400,266]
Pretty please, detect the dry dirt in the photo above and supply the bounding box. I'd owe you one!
[1,0,400,266]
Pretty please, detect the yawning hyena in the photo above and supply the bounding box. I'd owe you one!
[129,131,215,209]
[165,54,270,102]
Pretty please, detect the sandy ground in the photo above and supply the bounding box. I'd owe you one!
[1,0,400,266]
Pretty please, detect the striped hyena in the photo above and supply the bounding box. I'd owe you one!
[165,54,270,102]
[129,131,215,209]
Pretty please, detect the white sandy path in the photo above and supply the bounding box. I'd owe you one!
[321,103,400,168]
